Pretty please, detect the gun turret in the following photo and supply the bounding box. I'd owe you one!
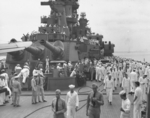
[8,39,25,61]
[8,51,24,61]
[25,46,44,60]
[40,39,64,60]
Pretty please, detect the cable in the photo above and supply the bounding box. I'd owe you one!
[24,105,51,118]
[23,81,104,118]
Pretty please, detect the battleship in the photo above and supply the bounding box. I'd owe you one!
[0,0,149,118]
[3,0,115,90]
[6,0,115,69]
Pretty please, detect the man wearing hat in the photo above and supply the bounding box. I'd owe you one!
[105,74,113,105]
[0,69,11,103]
[132,81,142,118]
[86,83,104,118]
[118,67,123,87]
[52,89,67,118]
[139,74,147,101]
[45,56,50,74]
[119,90,131,118]
[15,65,30,84]
[36,68,47,103]
[14,64,22,75]
[122,74,130,97]
[31,72,38,104]
[95,64,100,82]
[12,76,22,107]
[63,62,68,77]
[0,75,9,106]
[130,69,138,94]
[66,84,79,118]
[103,72,109,90]
[10,73,18,105]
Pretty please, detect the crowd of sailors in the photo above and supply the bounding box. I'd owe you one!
[0,56,149,118]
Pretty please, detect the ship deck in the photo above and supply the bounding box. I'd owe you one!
[0,81,137,118]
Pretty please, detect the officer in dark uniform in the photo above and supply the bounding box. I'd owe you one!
[86,83,104,118]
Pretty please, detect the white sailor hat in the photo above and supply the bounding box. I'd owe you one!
[69,84,75,89]
[119,90,126,95]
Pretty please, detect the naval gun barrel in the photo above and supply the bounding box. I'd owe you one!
[41,1,50,6]
[25,46,43,56]
[40,39,64,59]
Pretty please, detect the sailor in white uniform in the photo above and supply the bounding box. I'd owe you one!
[66,85,79,118]
[0,69,11,102]
[104,72,109,90]
[95,64,100,82]
[139,67,144,78]
[15,65,30,84]
[119,90,131,118]
[132,81,142,118]
[105,74,113,105]
[118,68,123,87]
[14,64,22,75]
[139,74,147,101]
[122,74,130,97]
[129,69,138,94]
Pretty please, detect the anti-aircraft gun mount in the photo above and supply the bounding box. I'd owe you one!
[74,34,103,59]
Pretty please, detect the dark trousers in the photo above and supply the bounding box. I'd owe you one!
[88,107,101,118]
[84,72,90,80]
[93,72,96,80]
[90,70,96,81]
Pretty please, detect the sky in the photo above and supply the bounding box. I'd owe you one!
[1,0,150,52]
